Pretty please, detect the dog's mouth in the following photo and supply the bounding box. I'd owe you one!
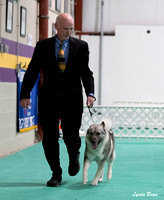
[91,140,100,149]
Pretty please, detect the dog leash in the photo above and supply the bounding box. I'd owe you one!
[88,106,94,124]
[87,96,96,124]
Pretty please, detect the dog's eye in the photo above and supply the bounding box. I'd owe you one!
[90,132,93,135]
[96,132,100,135]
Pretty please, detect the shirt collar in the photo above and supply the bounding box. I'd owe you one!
[55,35,69,47]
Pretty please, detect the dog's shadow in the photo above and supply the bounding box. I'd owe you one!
[67,181,99,190]
[67,182,91,190]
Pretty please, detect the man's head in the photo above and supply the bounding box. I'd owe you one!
[55,13,74,41]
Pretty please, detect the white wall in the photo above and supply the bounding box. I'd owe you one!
[0,0,38,158]
[0,83,35,157]
[82,0,164,33]
[82,26,164,105]
[0,0,38,45]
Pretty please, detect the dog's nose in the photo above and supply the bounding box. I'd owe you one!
[91,139,96,144]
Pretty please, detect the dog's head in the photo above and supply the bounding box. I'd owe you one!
[86,121,106,149]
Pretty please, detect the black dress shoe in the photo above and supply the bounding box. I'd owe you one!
[47,176,62,187]
[68,153,80,176]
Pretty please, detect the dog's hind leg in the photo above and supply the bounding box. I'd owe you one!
[91,160,106,186]
[83,158,90,184]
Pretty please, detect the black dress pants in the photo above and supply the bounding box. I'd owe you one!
[39,98,82,178]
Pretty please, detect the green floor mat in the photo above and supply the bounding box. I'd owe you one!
[0,138,164,200]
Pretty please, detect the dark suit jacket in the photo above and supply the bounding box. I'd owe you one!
[20,36,94,114]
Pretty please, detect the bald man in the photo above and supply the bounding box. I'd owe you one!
[20,13,95,187]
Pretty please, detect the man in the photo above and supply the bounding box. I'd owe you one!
[20,13,95,187]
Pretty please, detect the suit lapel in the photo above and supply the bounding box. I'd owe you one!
[49,36,62,74]
[49,36,57,63]
[65,37,73,72]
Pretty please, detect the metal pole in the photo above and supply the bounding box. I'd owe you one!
[39,0,49,40]
[38,0,49,140]
[71,0,75,37]
[16,0,20,70]
[98,0,104,105]
[0,0,3,38]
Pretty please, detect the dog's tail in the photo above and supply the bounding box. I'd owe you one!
[101,118,113,130]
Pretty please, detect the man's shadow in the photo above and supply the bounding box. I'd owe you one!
[0,182,45,188]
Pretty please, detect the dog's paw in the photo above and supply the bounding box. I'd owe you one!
[98,177,103,182]
[83,181,87,184]
[107,174,112,180]
[83,178,88,184]
[91,180,98,186]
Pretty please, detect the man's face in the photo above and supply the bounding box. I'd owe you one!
[55,19,74,41]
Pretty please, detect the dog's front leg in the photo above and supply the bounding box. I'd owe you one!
[98,169,104,182]
[91,160,106,186]
[107,150,116,180]
[83,158,90,184]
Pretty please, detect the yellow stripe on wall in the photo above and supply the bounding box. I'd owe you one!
[0,53,31,70]
[19,125,38,133]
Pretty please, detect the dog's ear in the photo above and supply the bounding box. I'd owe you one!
[101,121,105,128]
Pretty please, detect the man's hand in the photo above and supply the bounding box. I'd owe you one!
[86,96,94,108]
[20,99,31,109]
